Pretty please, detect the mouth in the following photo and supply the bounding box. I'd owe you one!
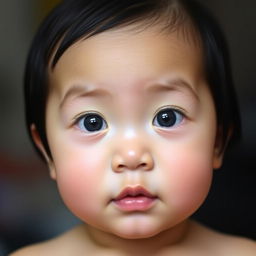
[111,186,158,212]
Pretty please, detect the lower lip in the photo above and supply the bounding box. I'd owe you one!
[113,196,157,212]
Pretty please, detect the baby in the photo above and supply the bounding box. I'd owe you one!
[11,0,256,255]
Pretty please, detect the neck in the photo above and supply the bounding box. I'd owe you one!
[84,220,191,255]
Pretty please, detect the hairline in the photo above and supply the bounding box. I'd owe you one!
[48,2,202,70]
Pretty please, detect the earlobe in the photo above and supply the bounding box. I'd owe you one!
[48,162,57,180]
[213,148,224,169]
[30,124,57,180]
[213,126,233,170]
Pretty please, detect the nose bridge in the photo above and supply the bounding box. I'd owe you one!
[111,127,154,172]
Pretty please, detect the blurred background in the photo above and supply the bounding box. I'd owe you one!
[0,0,255,255]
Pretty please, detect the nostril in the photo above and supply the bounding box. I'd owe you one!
[140,162,152,171]
[118,164,125,170]
[117,163,147,171]
[112,151,154,172]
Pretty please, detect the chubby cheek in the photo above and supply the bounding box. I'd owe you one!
[52,144,108,223]
[160,146,213,218]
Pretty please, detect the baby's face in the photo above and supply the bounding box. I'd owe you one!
[44,25,222,238]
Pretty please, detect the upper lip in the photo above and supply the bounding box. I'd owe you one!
[113,186,157,201]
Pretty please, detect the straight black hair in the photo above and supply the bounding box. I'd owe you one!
[24,0,241,160]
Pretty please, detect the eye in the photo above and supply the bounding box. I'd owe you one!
[153,108,184,128]
[76,113,107,132]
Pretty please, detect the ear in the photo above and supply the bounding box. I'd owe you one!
[213,126,233,170]
[30,124,57,180]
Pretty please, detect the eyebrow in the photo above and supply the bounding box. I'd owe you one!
[59,84,112,109]
[59,78,199,109]
[147,78,200,102]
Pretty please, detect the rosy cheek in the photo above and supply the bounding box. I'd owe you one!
[53,148,106,221]
[161,149,213,215]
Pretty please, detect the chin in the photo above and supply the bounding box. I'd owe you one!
[112,223,163,240]
[117,232,159,240]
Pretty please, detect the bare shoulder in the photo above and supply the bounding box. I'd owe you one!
[189,220,256,256]
[9,234,69,256]
[9,225,92,256]
[9,240,54,256]
[222,234,256,255]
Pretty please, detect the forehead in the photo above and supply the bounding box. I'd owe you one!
[48,24,205,96]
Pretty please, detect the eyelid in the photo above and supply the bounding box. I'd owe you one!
[72,110,107,123]
[72,111,108,133]
[153,105,187,117]
[152,105,187,129]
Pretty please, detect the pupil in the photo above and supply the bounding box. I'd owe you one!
[157,110,176,127]
[84,115,103,131]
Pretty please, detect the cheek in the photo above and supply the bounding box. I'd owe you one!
[52,145,107,221]
[160,146,213,215]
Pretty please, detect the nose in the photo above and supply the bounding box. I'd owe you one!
[111,143,154,173]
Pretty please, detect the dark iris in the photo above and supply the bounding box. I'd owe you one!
[83,114,103,131]
[156,109,176,127]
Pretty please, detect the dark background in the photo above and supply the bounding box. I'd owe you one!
[0,0,255,255]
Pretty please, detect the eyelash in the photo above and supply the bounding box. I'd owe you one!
[74,112,108,133]
[73,106,186,133]
[152,106,186,129]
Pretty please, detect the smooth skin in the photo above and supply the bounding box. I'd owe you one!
[11,24,256,256]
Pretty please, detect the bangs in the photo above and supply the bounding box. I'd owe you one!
[46,0,195,68]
